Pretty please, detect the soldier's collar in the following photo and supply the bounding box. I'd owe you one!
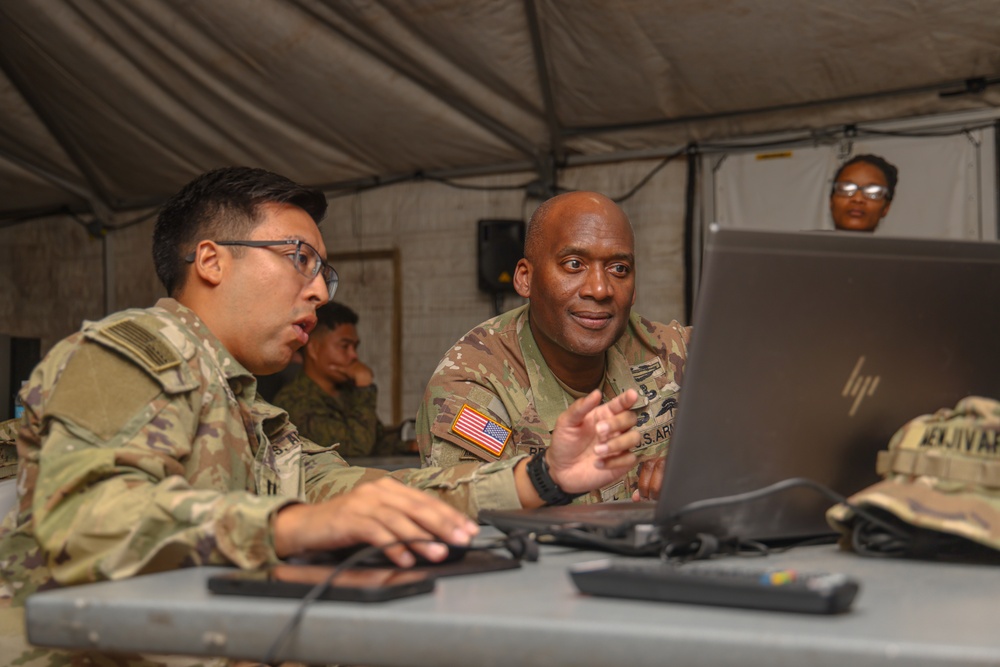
[518,313,650,430]
[154,298,256,385]
[604,337,649,406]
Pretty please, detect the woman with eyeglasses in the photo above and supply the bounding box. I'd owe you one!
[829,154,899,233]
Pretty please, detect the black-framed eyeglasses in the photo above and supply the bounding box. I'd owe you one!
[833,181,889,201]
[185,240,338,300]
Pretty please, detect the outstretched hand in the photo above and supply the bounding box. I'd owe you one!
[545,388,640,495]
[272,477,478,567]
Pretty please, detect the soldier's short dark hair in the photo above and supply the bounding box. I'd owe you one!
[153,166,328,296]
[833,154,899,202]
[315,301,359,332]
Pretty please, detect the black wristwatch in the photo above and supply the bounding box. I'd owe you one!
[526,450,586,506]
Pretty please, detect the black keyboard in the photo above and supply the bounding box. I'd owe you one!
[569,558,859,614]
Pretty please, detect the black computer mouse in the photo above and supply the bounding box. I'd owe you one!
[356,543,470,567]
[316,542,469,568]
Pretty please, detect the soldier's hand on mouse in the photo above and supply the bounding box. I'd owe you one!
[271,477,478,568]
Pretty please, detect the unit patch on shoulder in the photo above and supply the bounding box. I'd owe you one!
[451,404,511,458]
[99,320,181,372]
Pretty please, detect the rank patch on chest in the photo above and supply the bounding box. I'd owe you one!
[451,404,511,457]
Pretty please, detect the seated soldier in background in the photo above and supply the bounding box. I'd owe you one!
[417,190,691,503]
[829,153,898,233]
[273,300,416,460]
[0,167,642,666]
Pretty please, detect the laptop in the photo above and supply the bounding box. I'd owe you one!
[481,225,1000,556]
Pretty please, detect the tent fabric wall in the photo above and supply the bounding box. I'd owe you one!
[712,127,994,240]
[4,1,1000,223]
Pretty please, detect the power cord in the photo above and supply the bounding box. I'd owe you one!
[520,477,915,563]
[263,542,380,664]
[663,477,917,562]
[262,533,538,663]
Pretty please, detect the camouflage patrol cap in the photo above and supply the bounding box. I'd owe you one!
[827,396,1000,554]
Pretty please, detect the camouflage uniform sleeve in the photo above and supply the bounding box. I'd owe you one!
[293,451,527,517]
[387,456,527,515]
[28,341,291,586]
[268,409,526,516]
[257,403,384,504]
[415,310,539,472]
[265,382,526,515]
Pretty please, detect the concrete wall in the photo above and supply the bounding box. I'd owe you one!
[0,216,109,351]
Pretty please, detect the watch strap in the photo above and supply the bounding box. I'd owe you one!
[526,450,586,506]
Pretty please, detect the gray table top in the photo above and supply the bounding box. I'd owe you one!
[25,540,1000,667]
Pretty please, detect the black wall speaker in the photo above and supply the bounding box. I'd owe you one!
[477,219,524,294]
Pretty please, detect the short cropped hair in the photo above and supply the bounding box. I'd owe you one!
[833,154,899,202]
[315,301,359,332]
[524,196,559,263]
[524,191,633,263]
[153,166,328,296]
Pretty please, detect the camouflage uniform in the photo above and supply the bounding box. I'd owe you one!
[417,304,691,502]
[273,371,410,459]
[0,418,17,481]
[0,299,525,666]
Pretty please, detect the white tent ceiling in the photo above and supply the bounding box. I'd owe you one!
[3,0,1000,227]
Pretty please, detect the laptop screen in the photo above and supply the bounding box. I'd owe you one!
[655,225,1000,545]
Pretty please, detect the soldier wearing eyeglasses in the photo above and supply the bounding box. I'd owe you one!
[0,167,643,666]
[829,154,899,233]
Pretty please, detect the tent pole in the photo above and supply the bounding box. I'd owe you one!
[102,230,115,316]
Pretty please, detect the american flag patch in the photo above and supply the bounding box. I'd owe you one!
[451,404,511,457]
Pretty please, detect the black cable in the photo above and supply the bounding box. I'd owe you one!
[850,515,910,558]
[671,476,912,542]
[315,115,994,211]
[529,524,662,556]
[423,175,539,191]
[520,476,913,564]
[263,542,384,664]
[696,120,995,154]
[611,147,688,204]
[849,122,994,139]
[262,534,536,663]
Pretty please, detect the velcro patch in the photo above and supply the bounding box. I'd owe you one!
[46,341,161,442]
[98,320,181,373]
[451,404,511,458]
